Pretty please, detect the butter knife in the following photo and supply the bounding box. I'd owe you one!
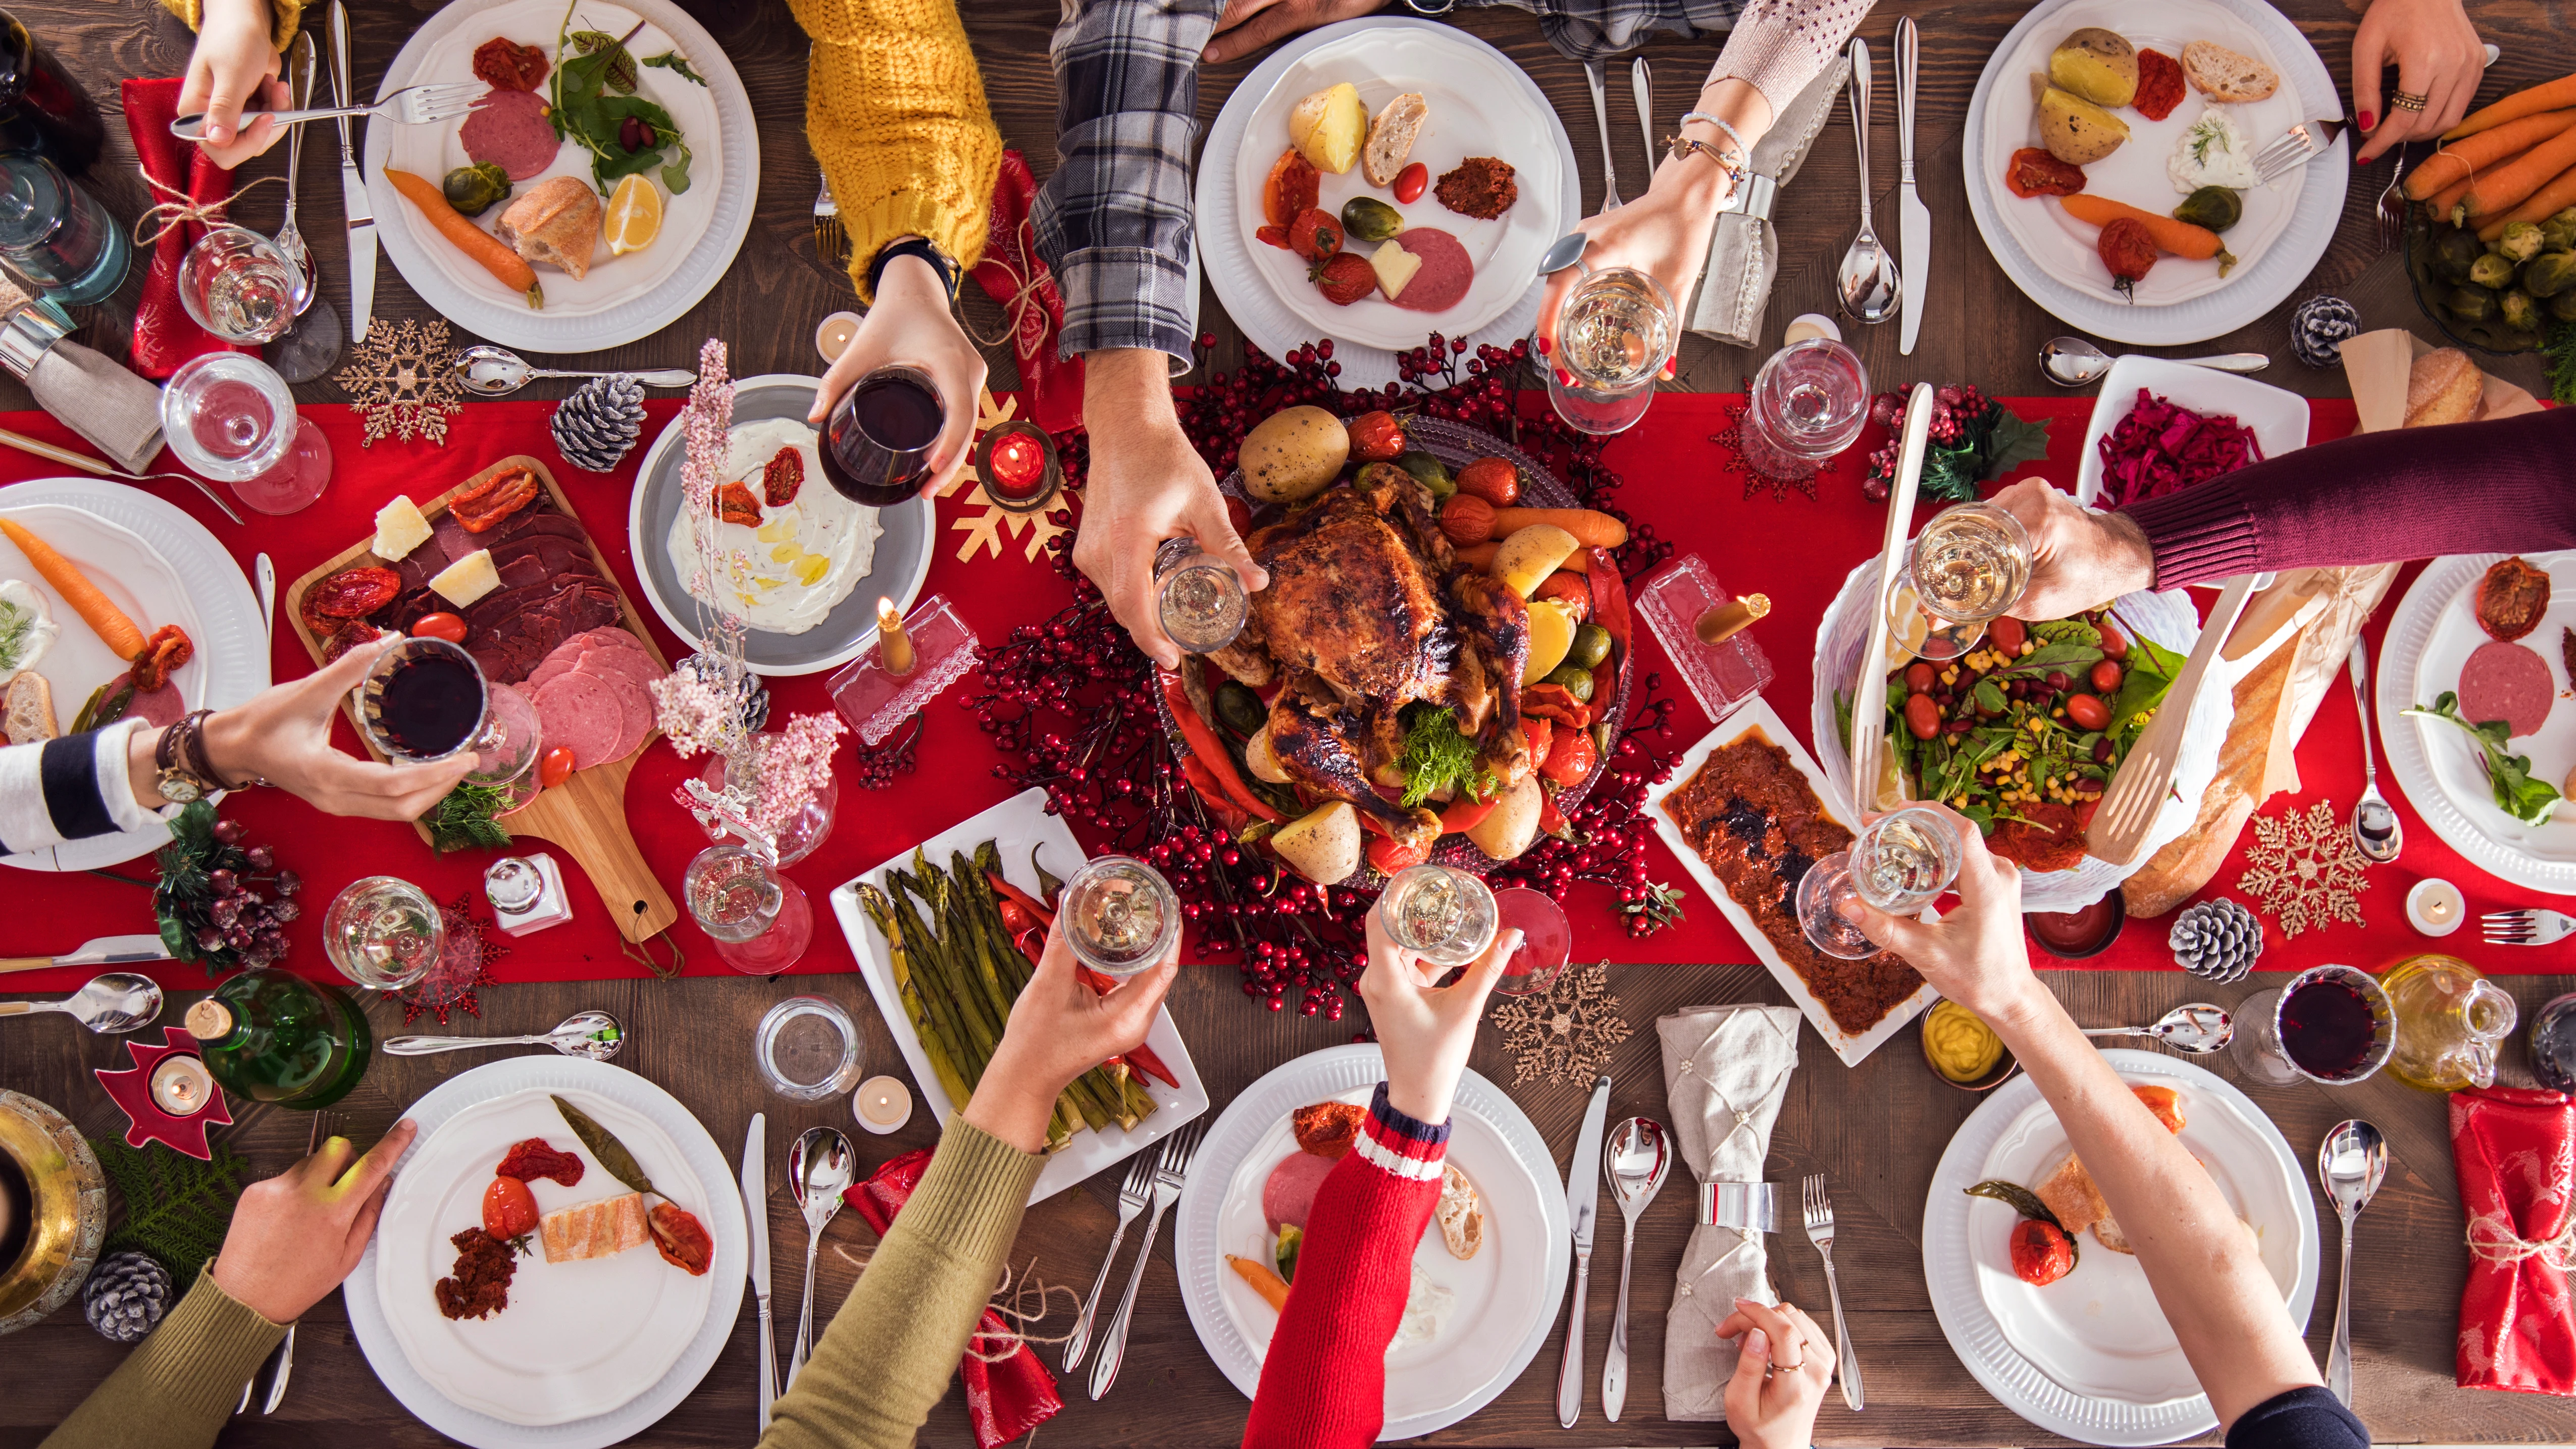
[327,1,373,342]
[1556,1074,1613,1427]
[1895,16,1929,356]
[254,553,274,644]
[742,1113,777,1435]
[0,934,174,974]
[1631,58,1655,169]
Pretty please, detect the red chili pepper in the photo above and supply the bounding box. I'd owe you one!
[1159,670,1282,822]
[989,876,1057,932]
[1177,754,1251,833]
[1584,547,1633,657]
[1435,797,1496,834]
[1124,1042,1179,1088]
[1538,790,1568,838]
[1521,684,1590,729]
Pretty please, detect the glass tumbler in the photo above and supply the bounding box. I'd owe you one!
[752,995,866,1102]
[160,351,332,515]
[1737,338,1870,478]
[1544,266,1676,435]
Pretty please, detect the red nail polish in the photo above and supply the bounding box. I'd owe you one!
[2359,110,2376,132]
[1534,335,1551,356]
[1556,368,1575,388]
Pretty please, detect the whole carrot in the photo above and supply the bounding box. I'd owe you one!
[1486,506,1628,548]
[2056,193,2225,259]
[0,515,142,657]
[2442,75,2576,141]
[2476,159,2576,239]
[2465,124,2576,217]
[383,168,542,308]
[2404,111,2576,199]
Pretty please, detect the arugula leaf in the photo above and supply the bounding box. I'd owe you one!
[2107,627,2183,734]
[2403,692,2563,824]
[1396,703,1490,808]
[641,51,706,85]
[1972,677,2008,715]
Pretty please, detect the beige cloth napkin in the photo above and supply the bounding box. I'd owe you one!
[1685,57,1852,348]
[29,341,166,475]
[1659,1002,1802,1422]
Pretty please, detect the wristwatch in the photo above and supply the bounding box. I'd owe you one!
[154,710,254,805]
[1400,0,1457,12]
[864,236,962,306]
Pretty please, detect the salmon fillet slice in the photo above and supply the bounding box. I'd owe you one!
[539,1191,650,1264]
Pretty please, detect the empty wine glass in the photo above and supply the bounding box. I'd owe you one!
[1885,501,2033,664]
[177,225,299,344]
[1797,805,1962,960]
[159,351,332,515]
[1738,338,1870,477]
[354,637,540,801]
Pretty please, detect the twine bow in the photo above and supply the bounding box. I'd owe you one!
[131,170,283,250]
[2465,1209,2576,1273]
[963,215,1056,356]
[834,1244,1080,1361]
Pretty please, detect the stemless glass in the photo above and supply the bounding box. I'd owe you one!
[815,364,943,506]
[177,225,299,344]
[1060,855,1180,978]
[323,875,444,990]
[1545,266,1676,435]
[1375,863,1501,969]
[1884,501,2034,664]
[752,995,866,1102]
[355,637,541,800]
[686,844,814,975]
[1153,537,1248,654]
[160,351,332,515]
[1738,339,1870,478]
[1797,805,1963,960]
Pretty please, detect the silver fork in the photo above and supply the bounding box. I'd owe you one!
[2377,146,2413,249]
[1800,1173,1863,1411]
[2483,908,2575,946]
[1089,1119,1206,1401]
[1064,1150,1158,1371]
[2252,118,2346,185]
[1584,60,1621,212]
[813,177,847,269]
[275,30,317,312]
[239,1110,333,1414]
[171,82,487,141]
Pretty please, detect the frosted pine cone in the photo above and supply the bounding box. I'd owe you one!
[83,1251,173,1343]
[550,374,649,473]
[2169,897,2263,983]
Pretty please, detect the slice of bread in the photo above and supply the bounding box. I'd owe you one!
[1363,92,1428,187]
[1436,1163,1484,1259]
[2182,41,2278,103]
[2093,1211,2136,1255]
[2035,1153,2107,1239]
[495,177,602,282]
[5,670,56,745]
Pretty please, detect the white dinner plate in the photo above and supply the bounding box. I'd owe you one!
[0,481,266,871]
[2070,354,2311,506]
[2376,550,2576,894]
[1924,1049,2318,1444]
[827,786,1211,1204]
[348,1057,745,1449]
[1197,16,1578,392]
[1174,1044,1568,1440]
[1962,0,2346,344]
[364,0,757,353]
[1641,697,1936,1066]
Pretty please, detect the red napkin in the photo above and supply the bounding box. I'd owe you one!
[972,149,1082,436]
[120,77,249,379]
[2449,1084,2576,1394]
[844,1148,1062,1448]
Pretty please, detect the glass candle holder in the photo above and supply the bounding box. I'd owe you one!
[752,995,865,1102]
[973,419,1062,515]
[160,351,331,515]
[1634,554,1777,727]
[826,592,979,746]
[323,875,444,990]
[685,845,813,975]
[1060,855,1180,978]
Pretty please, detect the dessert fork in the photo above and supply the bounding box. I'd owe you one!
[2484,908,2574,946]
[813,177,847,269]
[171,82,487,141]
[2252,118,2346,184]
[1063,1149,1157,1370]
[1090,1120,1206,1400]
[1800,1173,1863,1411]
[239,1110,333,1414]
[2377,146,2413,252]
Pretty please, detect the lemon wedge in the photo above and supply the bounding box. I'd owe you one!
[605,175,663,257]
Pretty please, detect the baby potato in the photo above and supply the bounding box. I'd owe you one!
[1239,406,1350,503]
[1273,801,1361,885]
[2036,85,2129,166]
[2048,28,2138,109]
[1465,774,1544,862]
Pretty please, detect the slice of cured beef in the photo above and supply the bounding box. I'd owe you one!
[2457,639,2555,738]
[532,671,620,769]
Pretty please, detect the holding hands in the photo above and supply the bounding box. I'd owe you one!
[211,1118,418,1323]
[1360,907,1519,1125]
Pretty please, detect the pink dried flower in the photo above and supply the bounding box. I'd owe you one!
[744,711,845,834]
[649,667,743,759]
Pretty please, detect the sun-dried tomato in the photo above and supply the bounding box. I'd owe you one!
[451,467,540,533]
[2002,147,2086,199]
[472,36,549,92]
[322,623,385,664]
[494,1137,586,1186]
[760,446,803,508]
[714,481,763,527]
[647,1202,713,1276]
[2132,48,2185,123]
[128,625,193,693]
[2097,217,2159,301]
[307,566,401,622]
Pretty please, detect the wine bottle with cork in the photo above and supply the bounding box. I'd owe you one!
[185,969,372,1109]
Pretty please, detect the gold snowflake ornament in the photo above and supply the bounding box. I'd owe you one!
[2236,799,2371,938]
[1489,960,1633,1086]
[936,391,1071,564]
[331,318,467,446]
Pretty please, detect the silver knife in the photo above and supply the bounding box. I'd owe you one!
[1631,59,1655,170]
[0,934,174,975]
[742,1113,777,1435]
[1895,15,1929,356]
[1556,1075,1613,1427]
[254,553,275,643]
[327,1,374,343]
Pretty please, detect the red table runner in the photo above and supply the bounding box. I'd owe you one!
[1,390,2523,1000]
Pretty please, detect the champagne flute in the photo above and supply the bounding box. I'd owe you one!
[1796,806,1962,960]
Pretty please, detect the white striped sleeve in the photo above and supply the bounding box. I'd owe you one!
[0,718,167,856]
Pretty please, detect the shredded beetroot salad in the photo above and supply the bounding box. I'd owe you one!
[2094,389,2263,506]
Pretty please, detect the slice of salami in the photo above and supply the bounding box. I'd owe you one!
[105,672,185,730]
[576,626,648,654]
[2457,639,2555,738]
[597,673,653,762]
[458,89,559,182]
[1389,228,1474,314]
[531,671,619,770]
[577,646,663,691]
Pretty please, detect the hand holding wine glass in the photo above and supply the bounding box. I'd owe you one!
[171,633,480,823]
[805,248,986,503]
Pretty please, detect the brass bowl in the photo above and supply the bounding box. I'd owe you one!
[1920,999,2020,1093]
[0,1090,106,1335]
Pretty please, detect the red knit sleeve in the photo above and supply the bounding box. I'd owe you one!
[1242,1084,1449,1449]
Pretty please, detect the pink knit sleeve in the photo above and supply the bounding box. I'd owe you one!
[1707,0,1877,116]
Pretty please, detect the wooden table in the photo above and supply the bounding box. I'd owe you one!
[4,2,2573,1445]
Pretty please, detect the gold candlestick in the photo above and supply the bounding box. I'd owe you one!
[877,596,916,677]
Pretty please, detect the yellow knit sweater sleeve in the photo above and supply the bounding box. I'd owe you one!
[788,0,1000,304]
[159,0,305,53]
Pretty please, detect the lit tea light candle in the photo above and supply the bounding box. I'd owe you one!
[148,1055,216,1116]
[973,420,1061,514]
[1781,313,1843,346]
[877,596,916,677]
[814,311,862,364]
[1695,593,1771,646]
[2407,877,2465,937]
[853,1074,912,1134]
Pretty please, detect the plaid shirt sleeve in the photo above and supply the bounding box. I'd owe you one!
[1480,0,1748,59]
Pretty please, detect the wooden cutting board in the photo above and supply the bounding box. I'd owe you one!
[283,454,679,944]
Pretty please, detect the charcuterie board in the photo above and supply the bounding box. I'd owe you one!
[284,455,679,945]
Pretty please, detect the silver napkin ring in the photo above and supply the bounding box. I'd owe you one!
[1701,1179,1777,1231]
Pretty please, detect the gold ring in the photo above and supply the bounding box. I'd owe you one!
[2392,90,2430,112]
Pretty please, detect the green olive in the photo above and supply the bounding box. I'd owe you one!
[2171,186,2242,233]
[1566,624,1613,671]
[1340,196,1406,243]
[442,162,511,217]
[1543,662,1595,702]
[1214,681,1266,738]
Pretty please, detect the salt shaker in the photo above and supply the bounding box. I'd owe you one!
[485,853,573,937]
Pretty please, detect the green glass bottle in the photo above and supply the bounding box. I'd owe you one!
[183,969,372,1109]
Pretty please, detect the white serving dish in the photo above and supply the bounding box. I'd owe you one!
[2072,354,2312,505]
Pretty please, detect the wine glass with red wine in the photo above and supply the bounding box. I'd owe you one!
[815,364,943,506]
[2231,965,2396,1086]
[356,638,541,796]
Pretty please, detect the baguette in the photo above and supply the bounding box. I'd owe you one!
[1362,93,1428,187]
[2181,40,2278,103]
[494,177,601,282]
[1435,1163,1484,1259]
[4,670,55,744]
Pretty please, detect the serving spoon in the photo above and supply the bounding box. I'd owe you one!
[2078,1002,2233,1053]
[453,344,698,397]
[1835,38,1900,324]
[0,972,164,1033]
[382,1009,625,1060]
[786,1127,854,1390]
[2037,336,2271,387]
[2317,1120,2388,1408]
[1600,1117,1670,1422]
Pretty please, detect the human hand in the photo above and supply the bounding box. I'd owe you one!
[2352,0,2485,162]
[1204,0,1388,64]
[190,633,476,820]
[1988,479,2156,619]
[1071,349,1266,668]
[177,0,287,168]
[968,914,1180,1152]
[805,249,986,499]
[1836,804,2050,1030]
[1359,907,1519,1125]
[211,1118,416,1323]
[1717,1298,1835,1449]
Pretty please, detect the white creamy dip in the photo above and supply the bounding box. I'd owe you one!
[2168,107,2259,193]
[665,416,883,635]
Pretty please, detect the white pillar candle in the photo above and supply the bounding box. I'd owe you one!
[853,1075,912,1134]
[2406,877,2465,938]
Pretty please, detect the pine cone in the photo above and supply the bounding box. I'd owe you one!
[83,1251,173,1343]
[2169,897,2263,983]
[675,652,769,735]
[2289,295,2361,370]
[550,374,649,473]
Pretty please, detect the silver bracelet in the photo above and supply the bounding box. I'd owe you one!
[1677,110,1751,168]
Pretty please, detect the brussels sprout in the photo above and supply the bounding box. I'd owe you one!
[1214,681,1266,738]
[2496,221,2548,263]
[2499,288,2541,331]
[1543,662,1595,703]
[2521,250,2576,299]
[2432,227,2483,282]
[2542,214,2576,252]
[2468,251,2518,289]
[2550,287,2576,322]
[2171,186,2242,232]
[2446,284,2497,322]
[442,162,511,217]
[1396,450,1454,499]
[1339,196,1405,243]
[1566,623,1613,671]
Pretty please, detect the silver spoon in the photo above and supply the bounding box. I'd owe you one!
[275,30,317,313]
[2346,641,2402,863]
[2317,1119,2388,1408]
[0,972,164,1033]
[2037,336,2271,387]
[2079,1003,2233,1053]
[786,1126,854,1390]
[1835,38,1900,324]
[1600,1116,1670,1423]
[453,344,698,397]
[382,1009,625,1060]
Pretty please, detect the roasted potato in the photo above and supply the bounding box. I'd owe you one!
[1490,523,1580,599]
[1274,801,1361,885]
[1466,774,1543,862]
[2036,86,2129,166]
[1287,83,1367,175]
[2048,28,2139,108]
[1244,724,1291,785]
[1239,406,1349,503]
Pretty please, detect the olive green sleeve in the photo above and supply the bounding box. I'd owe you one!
[39,1266,288,1449]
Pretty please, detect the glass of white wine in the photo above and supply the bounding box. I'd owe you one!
[1375,863,1500,968]
[1545,267,1675,436]
[1884,501,2032,664]
[1153,537,1249,654]
[1795,806,1962,960]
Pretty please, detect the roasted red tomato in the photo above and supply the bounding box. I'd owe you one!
[538,745,576,789]
[1254,224,1291,250]
[1287,206,1344,262]
[647,1202,713,1276]
[495,1137,584,1186]
[2010,1218,2075,1286]
[1366,836,1430,875]
[483,1176,539,1240]
[2132,47,2185,122]
[2065,693,2111,731]
[1452,457,1520,506]
[1261,148,1320,228]
[2097,217,2160,300]
[410,612,468,643]
[714,481,763,527]
[1538,724,1597,785]
[306,565,402,622]
[2002,146,2086,199]
[1346,410,1406,462]
[761,445,804,508]
[1311,252,1376,306]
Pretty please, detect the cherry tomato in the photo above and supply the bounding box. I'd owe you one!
[1904,661,1937,693]
[1393,162,1429,205]
[2065,693,2111,730]
[2096,621,2128,659]
[2090,659,2124,693]
[1987,615,2028,654]
[483,1175,538,1239]
[1904,692,1941,740]
[538,745,576,789]
[1367,836,1430,876]
[410,612,468,643]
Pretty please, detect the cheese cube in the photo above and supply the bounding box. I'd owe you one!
[429,548,499,608]
[1370,239,1422,300]
[373,495,432,560]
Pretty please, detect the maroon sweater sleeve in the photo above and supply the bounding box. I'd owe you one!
[1242,1084,1449,1449]
[2117,407,2576,590]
